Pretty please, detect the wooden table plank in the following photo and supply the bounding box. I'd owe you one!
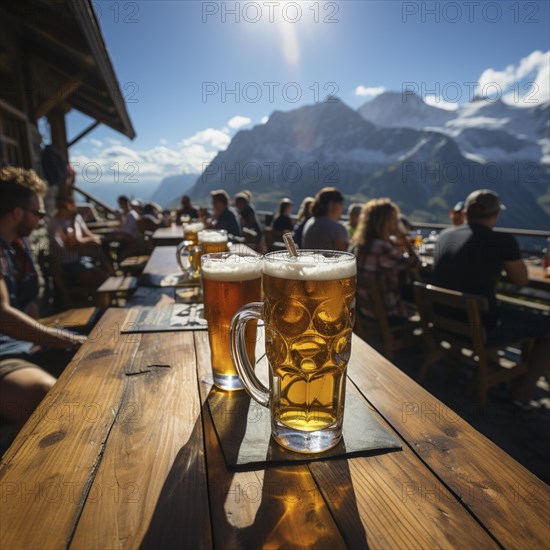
[71,330,211,549]
[0,310,138,549]
[308,382,499,549]
[193,332,348,550]
[152,226,183,247]
[347,335,550,549]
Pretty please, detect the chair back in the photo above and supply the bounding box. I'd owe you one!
[413,282,489,357]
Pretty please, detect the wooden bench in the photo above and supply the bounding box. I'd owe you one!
[119,255,150,275]
[96,276,138,307]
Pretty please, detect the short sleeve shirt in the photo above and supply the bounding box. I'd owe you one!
[433,224,521,321]
[0,237,37,357]
[302,217,349,250]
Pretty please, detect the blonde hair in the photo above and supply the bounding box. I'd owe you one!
[0,167,47,196]
[354,198,400,249]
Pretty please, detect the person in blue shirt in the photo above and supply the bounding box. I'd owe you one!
[0,167,85,435]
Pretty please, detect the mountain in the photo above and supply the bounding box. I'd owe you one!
[187,97,549,229]
[358,91,455,129]
[359,93,549,166]
[148,173,198,208]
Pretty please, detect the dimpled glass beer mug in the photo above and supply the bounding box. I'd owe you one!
[177,227,227,280]
[202,251,262,391]
[230,250,357,453]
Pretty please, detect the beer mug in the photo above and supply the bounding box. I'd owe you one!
[230,250,356,453]
[202,251,262,391]
[183,222,204,244]
[176,227,227,280]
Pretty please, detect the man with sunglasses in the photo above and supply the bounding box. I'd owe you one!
[0,167,85,437]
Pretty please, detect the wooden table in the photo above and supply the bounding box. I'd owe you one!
[1,306,548,549]
[140,245,181,283]
[152,226,184,247]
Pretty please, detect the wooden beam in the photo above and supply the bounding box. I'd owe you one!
[68,120,100,148]
[36,75,83,118]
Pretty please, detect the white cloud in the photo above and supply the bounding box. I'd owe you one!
[180,128,231,149]
[477,50,549,106]
[70,126,233,187]
[227,115,252,130]
[355,85,386,98]
[424,95,459,111]
[159,138,168,145]
[90,138,103,148]
[260,116,269,124]
[106,137,122,146]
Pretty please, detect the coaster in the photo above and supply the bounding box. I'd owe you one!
[121,304,207,332]
[208,390,402,469]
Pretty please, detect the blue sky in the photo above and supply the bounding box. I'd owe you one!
[66,1,550,199]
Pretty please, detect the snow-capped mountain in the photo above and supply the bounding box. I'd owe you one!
[359,93,549,165]
[187,97,549,229]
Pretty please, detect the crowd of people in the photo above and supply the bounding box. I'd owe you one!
[1,168,548,443]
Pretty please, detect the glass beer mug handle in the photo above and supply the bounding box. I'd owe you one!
[176,240,190,272]
[188,245,202,275]
[230,302,270,407]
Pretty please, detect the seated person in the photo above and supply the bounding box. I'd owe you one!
[271,198,294,243]
[209,190,241,237]
[48,197,112,288]
[291,196,314,248]
[303,187,349,251]
[351,198,420,323]
[344,203,363,239]
[434,189,550,409]
[175,195,199,224]
[234,192,262,248]
[140,202,167,233]
[0,167,86,435]
[103,195,143,261]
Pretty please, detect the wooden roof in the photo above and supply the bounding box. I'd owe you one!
[1,0,136,139]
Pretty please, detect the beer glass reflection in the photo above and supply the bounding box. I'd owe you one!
[230,250,356,453]
[202,252,262,391]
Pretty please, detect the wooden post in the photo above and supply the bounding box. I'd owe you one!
[47,107,68,161]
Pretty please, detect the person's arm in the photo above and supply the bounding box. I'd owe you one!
[503,259,528,286]
[0,278,85,349]
[333,224,349,252]
[76,216,101,244]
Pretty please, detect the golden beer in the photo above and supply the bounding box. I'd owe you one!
[183,222,204,245]
[202,253,262,390]
[198,229,228,254]
[263,261,356,432]
[230,250,357,453]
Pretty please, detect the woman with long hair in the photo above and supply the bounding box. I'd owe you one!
[291,196,314,248]
[351,198,420,322]
[271,198,294,243]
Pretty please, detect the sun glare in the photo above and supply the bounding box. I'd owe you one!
[239,1,333,67]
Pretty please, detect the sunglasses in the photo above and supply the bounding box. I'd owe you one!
[25,208,47,220]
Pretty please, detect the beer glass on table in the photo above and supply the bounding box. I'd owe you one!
[202,251,262,391]
[176,222,204,274]
[230,250,357,453]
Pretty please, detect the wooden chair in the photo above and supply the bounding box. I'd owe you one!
[413,282,531,405]
[47,252,97,310]
[354,275,420,360]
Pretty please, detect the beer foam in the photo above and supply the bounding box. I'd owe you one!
[198,230,228,243]
[184,222,204,233]
[202,255,263,281]
[263,252,356,280]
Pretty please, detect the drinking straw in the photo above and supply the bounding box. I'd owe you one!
[283,233,298,258]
